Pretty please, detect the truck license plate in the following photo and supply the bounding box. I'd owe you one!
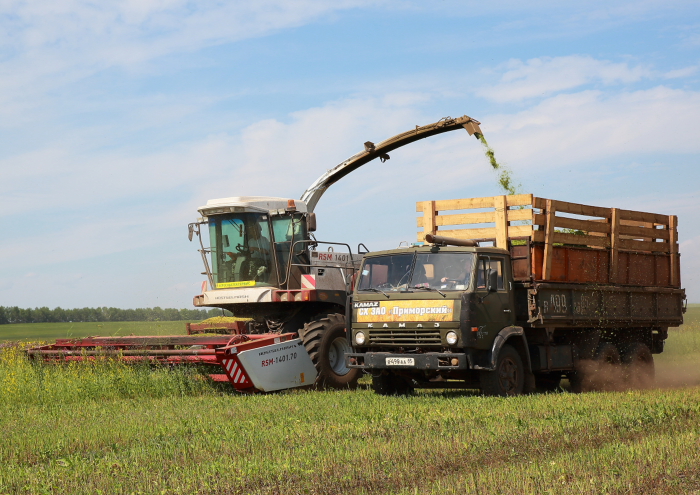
[386,357,415,366]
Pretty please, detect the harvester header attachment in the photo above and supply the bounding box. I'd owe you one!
[28,333,318,393]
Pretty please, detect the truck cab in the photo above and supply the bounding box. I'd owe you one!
[346,244,529,395]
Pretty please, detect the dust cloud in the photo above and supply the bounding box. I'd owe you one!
[567,355,700,393]
[654,355,700,389]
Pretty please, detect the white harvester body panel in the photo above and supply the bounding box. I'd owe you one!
[237,339,317,392]
[310,251,364,290]
[202,287,274,304]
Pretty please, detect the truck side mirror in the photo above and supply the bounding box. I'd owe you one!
[307,212,317,232]
[487,269,498,292]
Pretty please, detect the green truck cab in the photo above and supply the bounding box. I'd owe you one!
[345,243,528,395]
[345,238,685,396]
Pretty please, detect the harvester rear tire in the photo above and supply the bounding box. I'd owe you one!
[300,313,361,390]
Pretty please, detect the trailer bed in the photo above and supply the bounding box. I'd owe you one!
[517,282,685,328]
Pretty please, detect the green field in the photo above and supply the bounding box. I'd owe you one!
[1,310,699,494]
[0,320,191,342]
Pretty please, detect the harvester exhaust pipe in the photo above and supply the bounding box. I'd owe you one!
[425,234,478,247]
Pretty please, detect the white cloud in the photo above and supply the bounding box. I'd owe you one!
[0,0,381,123]
[477,55,652,102]
[664,66,699,79]
[483,85,700,169]
[0,1,378,61]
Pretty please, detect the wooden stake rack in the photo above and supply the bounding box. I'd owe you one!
[417,194,680,287]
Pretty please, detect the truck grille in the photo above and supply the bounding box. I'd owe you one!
[368,329,441,345]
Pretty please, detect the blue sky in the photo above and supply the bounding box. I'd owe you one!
[1,0,699,308]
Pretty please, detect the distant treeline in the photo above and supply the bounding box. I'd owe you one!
[0,306,229,325]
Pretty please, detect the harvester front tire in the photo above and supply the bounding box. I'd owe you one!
[300,313,360,390]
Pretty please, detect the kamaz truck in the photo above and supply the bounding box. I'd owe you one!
[346,194,685,395]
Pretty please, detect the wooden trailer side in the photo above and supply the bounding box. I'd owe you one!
[417,194,681,288]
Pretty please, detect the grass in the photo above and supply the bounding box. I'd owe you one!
[0,320,191,342]
[1,310,699,494]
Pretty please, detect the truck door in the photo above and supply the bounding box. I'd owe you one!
[473,256,514,348]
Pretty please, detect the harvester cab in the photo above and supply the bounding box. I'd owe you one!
[188,195,364,389]
[189,195,361,324]
[191,196,319,299]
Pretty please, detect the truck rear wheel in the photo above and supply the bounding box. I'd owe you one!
[299,313,361,389]
[570,342,621,393]
[479,344,524,396]
[371,373,414,396]
[621,342,655,389]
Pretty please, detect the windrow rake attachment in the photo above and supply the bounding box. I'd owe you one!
[27,333,317,393]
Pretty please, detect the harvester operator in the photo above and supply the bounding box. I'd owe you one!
[246,222,271,282]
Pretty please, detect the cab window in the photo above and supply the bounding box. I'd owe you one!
[476,258,505,291]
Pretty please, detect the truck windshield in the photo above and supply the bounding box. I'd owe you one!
[410,252,473,291]
[208,213,277,289]
[357,252,474,292]
[357,254,414,292]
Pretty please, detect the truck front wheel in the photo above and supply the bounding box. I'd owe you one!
[299,313,361,389]
[535,372,562,392]
[479,344,524,396]
[371,373,414,396]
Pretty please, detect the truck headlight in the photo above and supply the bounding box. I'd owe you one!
[355,331,366,345]
[446,331,458,345]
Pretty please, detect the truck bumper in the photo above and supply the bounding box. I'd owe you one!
[346,352,468,371]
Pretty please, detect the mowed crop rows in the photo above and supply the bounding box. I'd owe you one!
[1,311,700,494]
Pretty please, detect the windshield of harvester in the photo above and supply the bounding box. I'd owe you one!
[207,212,307,289]
[208,213,276,288]
[358,252,474,292]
